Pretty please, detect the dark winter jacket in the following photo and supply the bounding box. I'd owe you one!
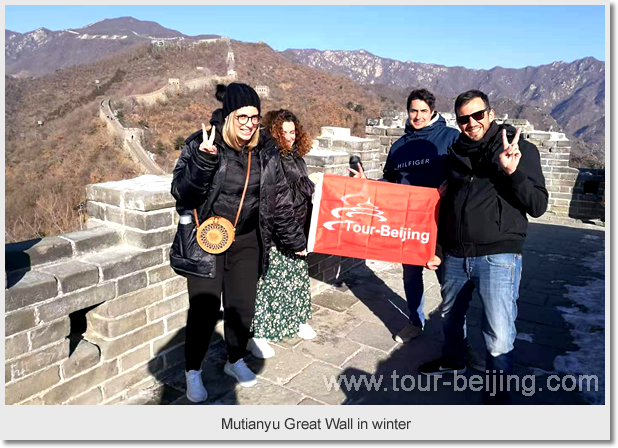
[382,113,460,188]
[171,109,307,276]
[277,146,315,245]
[436,122,548,259]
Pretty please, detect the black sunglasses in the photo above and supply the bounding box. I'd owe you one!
[456,107,489,125]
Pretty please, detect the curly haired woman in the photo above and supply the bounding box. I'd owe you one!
[247,109,318,359]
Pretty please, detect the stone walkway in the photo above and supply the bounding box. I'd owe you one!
[121,220,605,405]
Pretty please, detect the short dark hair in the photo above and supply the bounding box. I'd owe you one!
[454,90,491,116]
[407,89,435,112]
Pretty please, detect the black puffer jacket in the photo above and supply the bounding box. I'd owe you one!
[277,146,315,244]
[171,109,307,275]
[436,122,548,259]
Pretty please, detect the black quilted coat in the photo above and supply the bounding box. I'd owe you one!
[171,109,307,277]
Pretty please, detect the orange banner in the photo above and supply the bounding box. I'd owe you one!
[307,174,440,266]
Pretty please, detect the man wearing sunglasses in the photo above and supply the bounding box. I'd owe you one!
[419,90,548,404]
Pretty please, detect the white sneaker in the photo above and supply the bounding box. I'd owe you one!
[297,323,317,340]
[247,337,275,359]
[224,359,257,387]
[185,369,208,403]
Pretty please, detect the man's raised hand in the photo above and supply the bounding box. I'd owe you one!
[199,123,217,154]
[499,127,522,175]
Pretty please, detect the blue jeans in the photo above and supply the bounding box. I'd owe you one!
[402,264,427,327]
[440,253,522,402]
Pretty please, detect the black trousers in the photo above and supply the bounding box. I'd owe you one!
[184,229,260,370]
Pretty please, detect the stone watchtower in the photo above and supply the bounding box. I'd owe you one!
[255,85,270,99]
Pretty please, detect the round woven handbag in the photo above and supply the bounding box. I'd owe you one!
[196,216,235,254]
[192,150,252,255]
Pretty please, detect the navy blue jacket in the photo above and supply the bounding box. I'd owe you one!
[382,114,460,188]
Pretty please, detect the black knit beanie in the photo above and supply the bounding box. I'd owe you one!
[216,83,261,119]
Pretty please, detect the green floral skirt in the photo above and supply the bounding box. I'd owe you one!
[252,246,312,341]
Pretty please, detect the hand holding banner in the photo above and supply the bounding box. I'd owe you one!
[307,174,440,266]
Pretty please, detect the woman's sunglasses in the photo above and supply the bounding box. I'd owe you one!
[456,108,489,125]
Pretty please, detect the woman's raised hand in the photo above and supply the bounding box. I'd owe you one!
[199,123,217,154]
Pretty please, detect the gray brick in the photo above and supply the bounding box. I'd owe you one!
[82,247,163,280]
[61,227,122,255]
[117,271,148,296]
[147,265,177,285]
[146,293,189,322]
[285,362,346,405]
[346,321,398,352]
[37,282,116,323]
[85,201,106,221]
[66,387,103,405]
[5,237,73,272]
[89,321,165,360]
[5,332,30,360]
[386,128,405,136]
[9,340,69,380]
[124,227,176,249]
[152,327,186,354]
[87,309,148,338]
[105,204,124,225]
[5,308,37,337]
[43,361,117,405]
[123,189,175,212]
[5,365,61,405]
[5,270,58,312]
[5,362,12,383]
[61,339,101,379]
[124,209,174,231]
[29,317,70,350]
[39,260,99,294]
[119,345,152,372]
[102,361,162,400]
[86,183,123,207]
[165,309,188,333]
[365,126,386,136]
[163,276,188,298]
[92,284,164,318]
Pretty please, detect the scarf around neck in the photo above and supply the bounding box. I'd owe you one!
[454,121,501,156]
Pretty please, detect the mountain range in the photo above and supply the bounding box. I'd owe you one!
[281,48,605,149]
[6,16,604,158]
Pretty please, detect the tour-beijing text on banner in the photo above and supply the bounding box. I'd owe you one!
[307,174,440,266]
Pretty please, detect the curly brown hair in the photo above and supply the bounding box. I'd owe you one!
[264,109,313,157]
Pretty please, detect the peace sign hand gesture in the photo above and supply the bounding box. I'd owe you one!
[499,127,522,176]
[199,123,217,154]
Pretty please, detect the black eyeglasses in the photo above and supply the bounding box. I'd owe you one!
[235,114,261,125]
[456,107,489,125]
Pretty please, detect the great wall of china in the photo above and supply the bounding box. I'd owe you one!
[5,40,605,405]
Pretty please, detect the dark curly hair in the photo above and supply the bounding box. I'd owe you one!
[263,109,313,157]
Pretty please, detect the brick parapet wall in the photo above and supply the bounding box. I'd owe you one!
[5,174,358,404]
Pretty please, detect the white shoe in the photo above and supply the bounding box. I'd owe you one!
[224,359,257,387]
[297,323,317,340]
[185,369,208,403]
[247,338,275,359]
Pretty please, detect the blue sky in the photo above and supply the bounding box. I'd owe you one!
[5,5,606,70]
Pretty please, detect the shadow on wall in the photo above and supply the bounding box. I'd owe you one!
[5,238,39,286]
[569,169,605,224]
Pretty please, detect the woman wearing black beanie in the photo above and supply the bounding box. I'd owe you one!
[171,83,307,402]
